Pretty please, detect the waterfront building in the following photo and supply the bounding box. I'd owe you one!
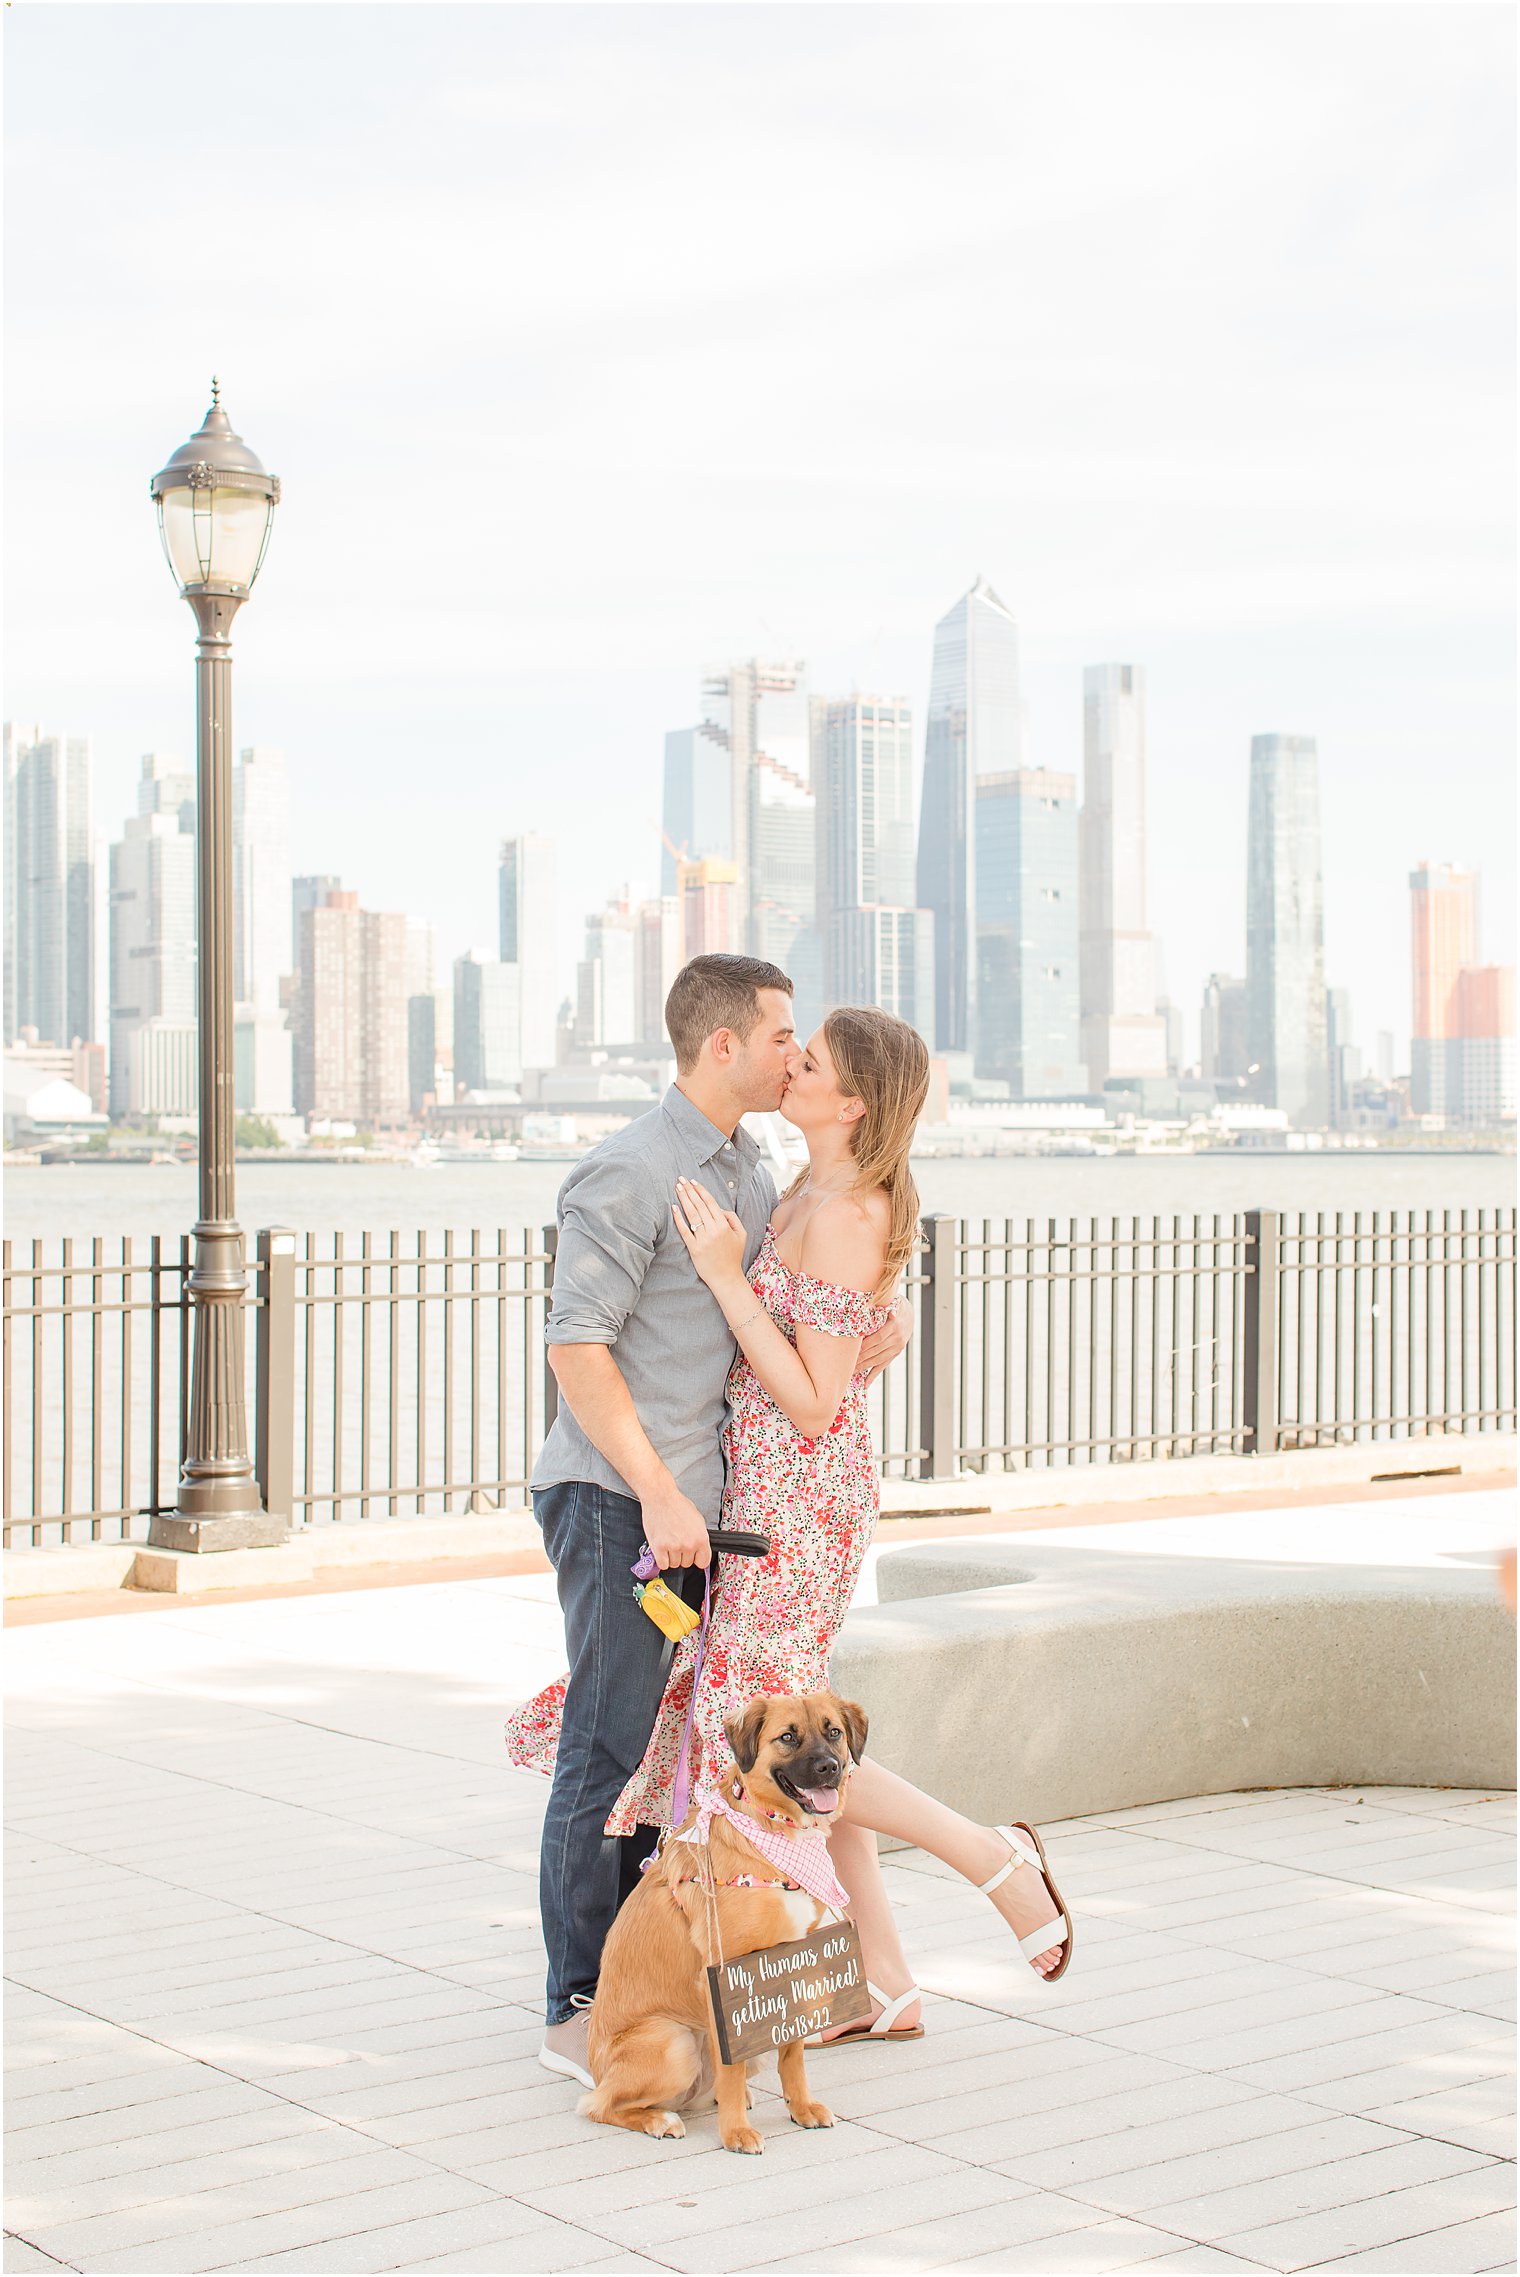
[293,888,408,1127]
[291,874,342,972]
[109,755,196,1118]
[499,833,557,1070]
[697,659,810,951]
[752,752,815,980]
[1246,733,1328,1128]
[1078,665,1166,1087]
[1447,965,1516,1126]
[661,727,731,893]
[454,951,523,1094]
[231,747,293,1116]
[1200,974,1249,1085]
[974,770,1085,1098]
[815,694,920,1012]
[835,906,935,1038]
[1327,986,1360,1129]
[574,897,637,1047]
[916,578,1022,1053]
[5,722,99,1057]
[634,897,682,1044]
[405,918,446,1114]
[1409,862,1479,1117]
[679,857,738,959]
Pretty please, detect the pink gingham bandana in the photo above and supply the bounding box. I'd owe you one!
[680,1786,851,1913]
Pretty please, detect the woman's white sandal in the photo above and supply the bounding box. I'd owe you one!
[980,1822,1074,1980]
[804,1979,924,2046]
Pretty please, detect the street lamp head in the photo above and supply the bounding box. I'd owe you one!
[150,380,280,600]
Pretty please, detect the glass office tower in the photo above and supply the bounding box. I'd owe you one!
[915,578,1021,1053]
[1246,733,1328,1128]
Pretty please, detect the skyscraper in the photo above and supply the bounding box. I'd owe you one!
[1409,862,1479,1116]
[1200,973,1249,1085]
[1326,986,1360,1129]
[661,727,731,892]
[1448,965,1516,1126]
[109,755,196,1117]
[1246,733,1328,1128]
[634,897,682,1045]
[498,834,557,1071]
[5,723,99,1054]
[816,695,923,1017]
[751,753,815,981]
[232,747,293,1116]
[836,907,936,1039]
[697,660,810,950]
[574,897,637,1048]
[679,858,738,959]
[1078,665,1166,1087]
[293,889,408,1127]
[453,952,523,1094]
[291,875,342,973]
[916,578,1022,1053]
[974,771,1086,1098]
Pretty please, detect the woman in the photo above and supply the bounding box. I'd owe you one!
[513,1006,1071,2031]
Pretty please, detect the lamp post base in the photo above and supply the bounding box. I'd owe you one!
[147,1509,291,1554]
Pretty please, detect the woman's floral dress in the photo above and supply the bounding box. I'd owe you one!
[505,1225,890,1834]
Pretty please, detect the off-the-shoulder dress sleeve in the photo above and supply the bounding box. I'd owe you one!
[788,1273,883,1339]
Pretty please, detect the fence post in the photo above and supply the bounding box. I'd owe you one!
[1242,1208,1279,1456]
[542,1222,559,1437]
[918,1213,957,1481]
[255,1228,297,1530]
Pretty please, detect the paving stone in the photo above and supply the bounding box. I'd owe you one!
[2,2243,76,2274]
[1215,2163,1516,2270]
[1303,2208,1518,2271]
[1143,2137,1493,2247]
[201,2194,567,2271]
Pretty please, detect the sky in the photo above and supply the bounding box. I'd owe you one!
[6,2,1514,1063]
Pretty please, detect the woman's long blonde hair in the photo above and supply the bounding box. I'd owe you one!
[789,1006,931,1300]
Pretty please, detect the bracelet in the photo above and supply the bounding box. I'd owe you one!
[730,1303,766,1333]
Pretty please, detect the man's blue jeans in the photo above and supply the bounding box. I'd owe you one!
[534,1480,705,2026]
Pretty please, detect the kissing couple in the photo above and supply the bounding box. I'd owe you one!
[507,952,1073,2091]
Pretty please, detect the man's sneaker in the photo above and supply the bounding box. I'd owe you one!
[539,1993,595,2090]
[538,2039,594,2090]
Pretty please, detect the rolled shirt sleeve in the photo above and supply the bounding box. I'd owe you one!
[544,1152,661,1349]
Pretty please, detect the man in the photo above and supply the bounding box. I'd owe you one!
[530,953,909,2088]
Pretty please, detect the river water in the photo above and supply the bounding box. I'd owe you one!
[4,1151,1514,1249]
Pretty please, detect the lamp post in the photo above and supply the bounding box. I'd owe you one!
[148,383,285,1551]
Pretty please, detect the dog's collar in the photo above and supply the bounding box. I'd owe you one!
[730,1777,793,1825]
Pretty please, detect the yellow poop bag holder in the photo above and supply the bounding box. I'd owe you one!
[629,1529,770,1644]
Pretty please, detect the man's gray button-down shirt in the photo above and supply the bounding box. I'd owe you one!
[531,1085,778,1517]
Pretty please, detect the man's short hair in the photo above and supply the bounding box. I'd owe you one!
[665,954,793,1074]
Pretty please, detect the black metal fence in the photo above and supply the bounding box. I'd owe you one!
[4,1207,1513,1550]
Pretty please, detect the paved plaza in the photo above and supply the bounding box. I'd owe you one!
[4,1493,1515,2276]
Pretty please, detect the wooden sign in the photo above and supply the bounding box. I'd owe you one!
[706,1922,873,2064]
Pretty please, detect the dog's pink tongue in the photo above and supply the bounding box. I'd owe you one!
[801,1788,839,1814]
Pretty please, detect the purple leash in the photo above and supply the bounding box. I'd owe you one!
[631,1543,711,1832]
[670,1567,712,1831]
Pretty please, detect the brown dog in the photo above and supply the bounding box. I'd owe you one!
[584,1689,868,2154]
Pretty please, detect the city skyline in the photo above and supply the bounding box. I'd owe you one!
[5,7,1513,1061]
[6,680,1514,1133]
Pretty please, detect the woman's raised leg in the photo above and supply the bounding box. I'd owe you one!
[845,1758,1067,1978]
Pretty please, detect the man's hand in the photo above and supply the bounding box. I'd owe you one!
[642,1483,713,1571]
[859,1297,912,1388]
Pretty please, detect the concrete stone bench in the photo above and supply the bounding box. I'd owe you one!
[831,1538,1516,1825]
